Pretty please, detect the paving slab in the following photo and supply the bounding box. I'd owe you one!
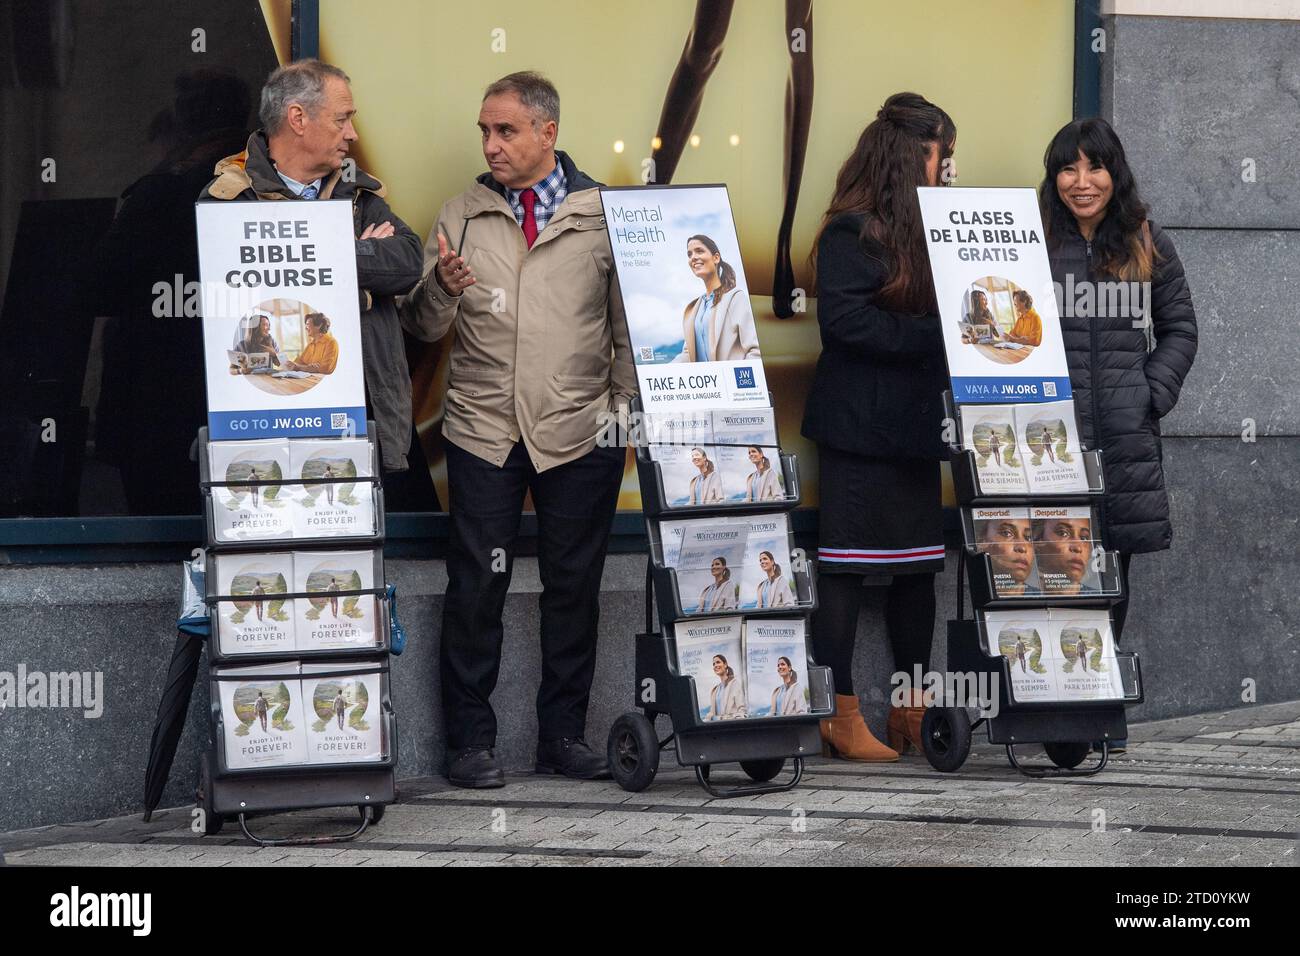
[3,702,1296,867]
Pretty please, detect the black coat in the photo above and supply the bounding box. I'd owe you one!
[801,213,948,461]
[1048,219,1197,554]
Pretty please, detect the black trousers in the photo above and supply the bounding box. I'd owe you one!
[440,438,624,750]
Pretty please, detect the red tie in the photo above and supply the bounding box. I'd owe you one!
[520,187,538,248]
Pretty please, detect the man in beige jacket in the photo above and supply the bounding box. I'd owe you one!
[402,72,635,788]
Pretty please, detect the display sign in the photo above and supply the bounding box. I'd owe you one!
[918,187,1072,405]
[195,200,367,440]
[600,185,769,410]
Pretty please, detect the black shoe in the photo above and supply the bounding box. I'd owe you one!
[535,737,611,780]
[446,747,506,789]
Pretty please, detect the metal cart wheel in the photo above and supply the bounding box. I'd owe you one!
[197,754,224,836]
[1043,742,1091,770]
[921,706,972,773]
[739,758,786,783]
[607,712,660,792]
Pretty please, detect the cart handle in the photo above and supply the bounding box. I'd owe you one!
[956,548,968,621]
[644,556,655,634]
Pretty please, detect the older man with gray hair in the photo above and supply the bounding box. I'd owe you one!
[200,58,425,479]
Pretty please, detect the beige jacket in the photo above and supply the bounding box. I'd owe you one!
[400,156,636,471]
[746,463,782,502]
[704,676,746,720]
[675,286,761,363]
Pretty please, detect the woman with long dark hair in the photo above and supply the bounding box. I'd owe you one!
[235,311,282,368]
[705,654,744,719]
[1040,118,1197,750]
[802,92,955,762]
[675,234,761,363]
[745,445,780,501]
[687,446,723,504]
[697,556,736,612]
[963,289,994,343]
[756,550,791,608]
[770,656,805,716]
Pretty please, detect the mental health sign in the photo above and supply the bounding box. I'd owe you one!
[918,187,1072,405]
[600,185,769,410]
[195,200,366,439]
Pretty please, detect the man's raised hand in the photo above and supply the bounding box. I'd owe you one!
[434,232,476,296]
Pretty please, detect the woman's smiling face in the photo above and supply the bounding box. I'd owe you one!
[687,239,718,279]
[1057,150,1114,224]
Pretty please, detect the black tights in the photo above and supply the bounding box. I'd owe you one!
[812,572,937,696]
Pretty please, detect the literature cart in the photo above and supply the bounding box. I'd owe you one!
[605,397,835,798]
[195,423,398,845]
[926,391,1144,777]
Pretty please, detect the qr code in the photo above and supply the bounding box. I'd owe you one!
[331,413,349,430]
[638,346,655,361]
[1043,381,1057,397]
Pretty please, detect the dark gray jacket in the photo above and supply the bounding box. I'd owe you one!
[199,131,423,471]
[1048,220,1197,554]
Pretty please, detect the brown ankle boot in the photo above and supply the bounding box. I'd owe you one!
[820,693,899,762]
[887,689,927,755]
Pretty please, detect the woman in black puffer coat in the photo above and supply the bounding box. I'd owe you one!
[1041,118,1198,644]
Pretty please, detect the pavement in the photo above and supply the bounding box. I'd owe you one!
[3,701,1297,867]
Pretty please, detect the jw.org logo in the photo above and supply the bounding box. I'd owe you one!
[733,367,756,389]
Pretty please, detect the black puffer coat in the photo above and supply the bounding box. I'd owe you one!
[1048,219,1197,554]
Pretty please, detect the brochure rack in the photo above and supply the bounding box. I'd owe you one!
[198,427,387,551]
[607,397,834,798]
[195,423,398,845]
[925,392,1143,777]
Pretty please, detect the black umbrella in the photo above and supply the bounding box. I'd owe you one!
[142,618,208,822]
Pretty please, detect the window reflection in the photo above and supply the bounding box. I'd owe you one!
[0,2,275,517]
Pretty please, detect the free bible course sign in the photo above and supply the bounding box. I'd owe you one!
[195,200,366,440]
